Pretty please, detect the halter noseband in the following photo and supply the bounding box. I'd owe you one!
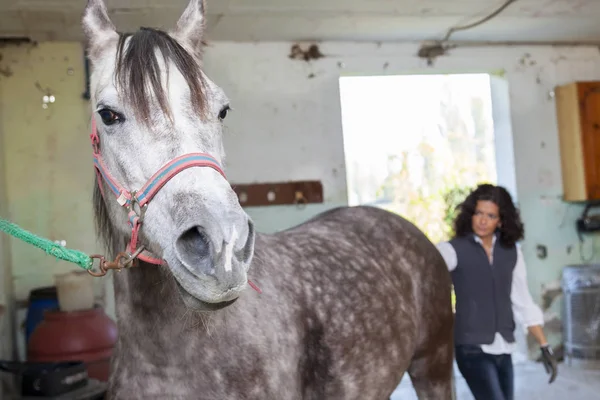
[90,118,226,267]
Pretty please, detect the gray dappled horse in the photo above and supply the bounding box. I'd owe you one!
[82,0,454,398]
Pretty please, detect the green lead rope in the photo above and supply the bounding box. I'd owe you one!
[0,218,93,270]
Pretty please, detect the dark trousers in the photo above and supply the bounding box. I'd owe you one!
[455,345,514,400]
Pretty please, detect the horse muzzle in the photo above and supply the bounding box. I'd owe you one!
[170,215,255,304]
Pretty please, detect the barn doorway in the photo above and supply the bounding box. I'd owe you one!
[339,72,506,245]
[338,73,528,397]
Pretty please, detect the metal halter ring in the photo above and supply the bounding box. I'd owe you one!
[87,246,146,277]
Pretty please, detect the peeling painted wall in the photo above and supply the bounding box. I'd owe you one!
[0,47,16,397]
[1,40,600,360]
[0,42,115,359]
[0,43,101,297]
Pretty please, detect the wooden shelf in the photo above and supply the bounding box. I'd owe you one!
[555,81,600,202]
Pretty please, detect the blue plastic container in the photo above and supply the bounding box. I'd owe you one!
[25,286,59,346]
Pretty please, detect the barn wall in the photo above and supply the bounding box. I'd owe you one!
[0,42,114,360]
[0,60,16,397]
[1,40,600,358]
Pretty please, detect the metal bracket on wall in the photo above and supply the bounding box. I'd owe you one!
[232,180,323,207]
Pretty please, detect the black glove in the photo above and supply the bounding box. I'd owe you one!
[540,345,558,383]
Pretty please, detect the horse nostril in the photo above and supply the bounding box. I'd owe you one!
[175,226,213,275]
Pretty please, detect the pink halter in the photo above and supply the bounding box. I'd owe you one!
[90,118,225,266]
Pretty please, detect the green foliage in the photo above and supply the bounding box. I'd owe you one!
[451,290,456,311]
[344,74,499,314]
[372,77,496,244]
[441,185,473,238]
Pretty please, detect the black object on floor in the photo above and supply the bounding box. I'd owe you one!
[19,379,106,400]
[0,360,90,397]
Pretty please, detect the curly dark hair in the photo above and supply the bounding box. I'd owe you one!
[453,183,524,247]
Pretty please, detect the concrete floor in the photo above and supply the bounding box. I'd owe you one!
[391,359,600,400]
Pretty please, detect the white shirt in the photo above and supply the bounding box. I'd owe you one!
[436,235,545,355]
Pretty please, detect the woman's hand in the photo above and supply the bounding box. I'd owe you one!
[540,345,558,383]
[527,325,558,383]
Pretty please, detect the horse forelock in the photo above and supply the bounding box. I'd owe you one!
[114,27,208,125]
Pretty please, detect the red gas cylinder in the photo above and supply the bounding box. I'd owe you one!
[27,306,118,381]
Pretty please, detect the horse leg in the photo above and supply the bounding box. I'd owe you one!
[407,340,455,400]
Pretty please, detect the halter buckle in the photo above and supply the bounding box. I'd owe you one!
[107,252,136,270]
[102,248,145,272]
[128,192,147,223]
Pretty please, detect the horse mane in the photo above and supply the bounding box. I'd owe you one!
[93,182,127,258]
[114,27,208,125]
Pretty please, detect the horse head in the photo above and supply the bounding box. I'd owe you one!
[82,0,255,310]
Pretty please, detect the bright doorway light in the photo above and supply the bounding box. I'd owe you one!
[339,73,500,243]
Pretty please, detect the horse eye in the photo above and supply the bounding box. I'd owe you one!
[98,109,121,126]
[218,106,230,120]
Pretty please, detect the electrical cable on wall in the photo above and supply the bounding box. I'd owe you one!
[441,0,518,42]
[576,202,600,262]
[418,0,518,65]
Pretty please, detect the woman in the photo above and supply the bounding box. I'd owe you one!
[436,183,557,400]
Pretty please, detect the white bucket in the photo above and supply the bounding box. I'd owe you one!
[54,270,95,312]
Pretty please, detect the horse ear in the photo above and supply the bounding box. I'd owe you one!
[171,0,207,57]
[82,0,118,62]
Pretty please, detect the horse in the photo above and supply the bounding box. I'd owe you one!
[81,0,455,398]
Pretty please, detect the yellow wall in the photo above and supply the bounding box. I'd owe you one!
[0,46,15,392]
[0,42,114,358]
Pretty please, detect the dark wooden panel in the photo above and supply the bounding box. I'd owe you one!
[231,180,323,207]
[580,82,600,200]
